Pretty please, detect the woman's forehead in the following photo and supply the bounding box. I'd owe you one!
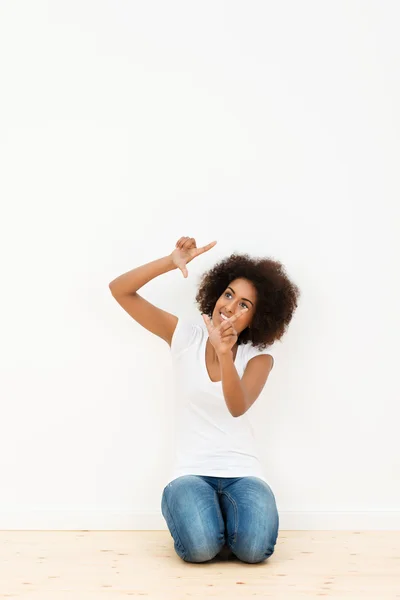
[225,278,256,299]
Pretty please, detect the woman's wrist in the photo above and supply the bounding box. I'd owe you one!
[167,254,178,269]
[217,349,234,360]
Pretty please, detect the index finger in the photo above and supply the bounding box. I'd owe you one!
[196,240,217,256]
[228,307,249,323]
[202,313,214,334]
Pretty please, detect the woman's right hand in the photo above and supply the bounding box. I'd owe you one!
[170,237,217,278]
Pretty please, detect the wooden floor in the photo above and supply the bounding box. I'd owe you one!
[0,530,399,599]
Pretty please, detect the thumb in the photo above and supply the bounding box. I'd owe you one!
[179,264,188,278]
[202,313,213,332]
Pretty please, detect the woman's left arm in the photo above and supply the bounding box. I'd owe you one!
[219,354,273,417]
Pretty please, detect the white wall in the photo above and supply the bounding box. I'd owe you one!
[1,0,399,530]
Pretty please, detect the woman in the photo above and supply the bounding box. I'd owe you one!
[109,237,300,564]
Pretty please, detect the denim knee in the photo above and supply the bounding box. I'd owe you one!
[182,540,224,563]
[232,520,279,564]
[161,476,225,563]
[234,543,276,564]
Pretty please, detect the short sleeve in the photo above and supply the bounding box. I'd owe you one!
[170,318,199,358]
[245,344,275,370]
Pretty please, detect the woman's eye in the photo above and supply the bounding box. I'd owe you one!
[224,292,247,310]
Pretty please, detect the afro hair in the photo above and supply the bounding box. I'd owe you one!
[195,253,300,349]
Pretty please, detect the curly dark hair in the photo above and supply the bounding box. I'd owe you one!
[195,253,300,349]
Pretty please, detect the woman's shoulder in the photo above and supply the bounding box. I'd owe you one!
[240,340,276,368]
[170,313,204,356]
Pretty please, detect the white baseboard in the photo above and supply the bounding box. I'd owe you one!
[0,510,399,530]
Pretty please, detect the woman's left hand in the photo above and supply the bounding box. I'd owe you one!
[202,308,248,356]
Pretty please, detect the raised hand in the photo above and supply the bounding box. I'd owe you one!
[171,237,217,278]
[202,307,248,356]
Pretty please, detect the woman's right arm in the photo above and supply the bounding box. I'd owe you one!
[109,254,179,346]
[108,237,217,346]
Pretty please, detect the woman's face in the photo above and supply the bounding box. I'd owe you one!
[212,278,257,334]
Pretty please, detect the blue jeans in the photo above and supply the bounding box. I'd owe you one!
[161,474,279,564]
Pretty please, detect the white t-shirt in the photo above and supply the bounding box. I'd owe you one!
[164,314,275,487]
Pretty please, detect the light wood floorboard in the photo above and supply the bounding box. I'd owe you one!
[0,530,399,599]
